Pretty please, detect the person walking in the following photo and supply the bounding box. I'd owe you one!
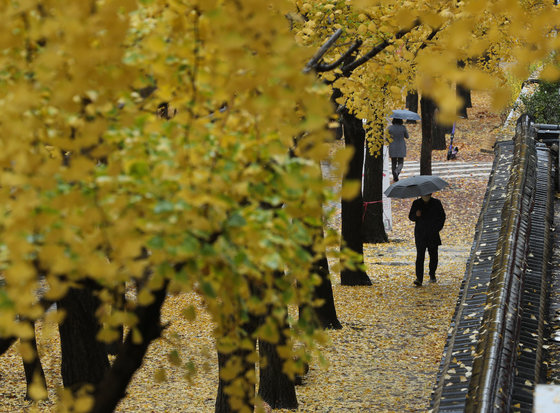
[387,118,409,181]
[408,193,446,287]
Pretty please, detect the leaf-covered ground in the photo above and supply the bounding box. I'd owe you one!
[0,92,501,412]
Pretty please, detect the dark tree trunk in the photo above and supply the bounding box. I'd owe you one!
[302,242,342,330]
[106,290,125,356]
[215,316,259,413]
[303,152,341,329]
[362,123,388,244]
[405,91,419,124]
[91,282,168,413]
[457,60,472,119]
[0,327,47,401]
[58,285,109,390]
[23,328,47,401]
[334,116,343,140]
[258,313,298,409]
[420,97,435,175]
[340,110,372,286]
[457,84,471,119]
[432,121,449,150]
[105,324,124,356]
[0,336,16,356]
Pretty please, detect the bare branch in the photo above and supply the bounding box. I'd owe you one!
[341,19,421,75]
[303,29,343,73]
[91,280,170,413]
[417,26,441,53]
[315,39,362,73]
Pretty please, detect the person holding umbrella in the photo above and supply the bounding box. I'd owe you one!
[387,118,409,181]
[408,193,446,287]
[387,113,413,182]
[384,175,448,286]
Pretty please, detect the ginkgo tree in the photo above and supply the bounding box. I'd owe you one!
[0,1,337,412]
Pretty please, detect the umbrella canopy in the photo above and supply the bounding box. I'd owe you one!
[384,175,449,199]
[389,109,421,121]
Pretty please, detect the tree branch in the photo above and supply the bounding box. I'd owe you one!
[315,39,362,73]
[90,280,170,413]
[303,29,343,73]
[416,26,441,54]
[341,19,421,75]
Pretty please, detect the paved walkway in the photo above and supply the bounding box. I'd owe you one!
[400,160,492,180]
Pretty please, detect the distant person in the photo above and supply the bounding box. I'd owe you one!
[408,193,446,287]
[387,118,409,181]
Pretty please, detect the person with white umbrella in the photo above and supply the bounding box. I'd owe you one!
[384,175,448,287]
[387,118,409,182]
[387,110,419,182]
[408,192,446,287]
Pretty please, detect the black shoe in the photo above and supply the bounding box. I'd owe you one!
[413,280,422,287]
[429,276,437,283]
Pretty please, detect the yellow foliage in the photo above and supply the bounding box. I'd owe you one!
[97,327,121,344]
[74,395,95,413]
[27,374,48,402]
[0,0,559,410]
[540,64,560,82]
[137,289,155,306]
[154,368,168,383]
[18,341,37,363]
[341,180,361,200]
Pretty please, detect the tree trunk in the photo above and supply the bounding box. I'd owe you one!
[340,111,372,286]
[405,91,419,124]
[58,285,110,390]
[432,120,449,150]
[420,97,435,175]
[0,326,47,401]
[0,337,16,356]
[258,311,298,409]
[23,328,47,401]
[91,282,168,413]
[457,60,472,119]
[304,153,342,329]
[105,290,125,356]
[215,316,259,413]
[302,242,342,330]
[362,123,388,244]
[457,84,471,119]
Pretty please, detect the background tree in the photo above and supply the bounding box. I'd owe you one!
[294,0,560,181]
[519,79,560,123]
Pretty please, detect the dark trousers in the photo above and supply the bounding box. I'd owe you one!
[415,243,438,283]
[391,157,404,181]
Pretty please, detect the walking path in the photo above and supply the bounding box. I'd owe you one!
[399,160,492,180]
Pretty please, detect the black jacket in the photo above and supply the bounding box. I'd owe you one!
[408,197,446,246]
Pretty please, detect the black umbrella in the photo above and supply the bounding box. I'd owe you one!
[384,175,449,199]
[389,109,421,121]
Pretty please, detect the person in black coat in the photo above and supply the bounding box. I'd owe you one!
[408,193,446,286]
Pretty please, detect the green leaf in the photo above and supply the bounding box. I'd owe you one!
[0,289,14,309]
[200,281,216,298]
[227,212,246,228]
[147,235,165,249]
[179,235,199,254]
[129,161,150,178]
[154,200,174,214]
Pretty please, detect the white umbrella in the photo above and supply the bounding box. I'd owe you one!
[389,109,421,121]
[384,175,449,199]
